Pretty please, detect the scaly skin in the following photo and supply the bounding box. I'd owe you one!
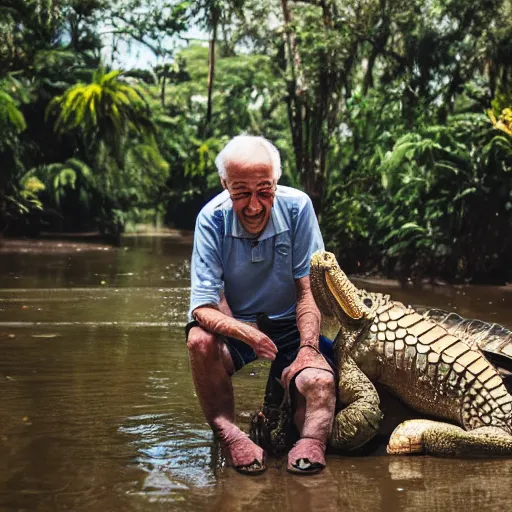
[309,251,512,457]
[387,420,512,456]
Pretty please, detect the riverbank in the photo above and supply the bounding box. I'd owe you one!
[0,229,194,254]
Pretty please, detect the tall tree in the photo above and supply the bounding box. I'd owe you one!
[279,0,363,211]
[189,0,246,134]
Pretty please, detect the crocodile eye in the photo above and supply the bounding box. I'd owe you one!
[363,298,373,308]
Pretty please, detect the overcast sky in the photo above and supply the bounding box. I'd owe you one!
[101,26,207,70]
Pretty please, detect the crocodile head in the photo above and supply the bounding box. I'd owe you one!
[310,250,389,325]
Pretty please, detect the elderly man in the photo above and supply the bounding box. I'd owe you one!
[186,135,335,475]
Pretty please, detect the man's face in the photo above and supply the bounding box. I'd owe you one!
[222,160,276,236]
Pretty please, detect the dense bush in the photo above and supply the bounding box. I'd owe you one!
[323,111,512,282]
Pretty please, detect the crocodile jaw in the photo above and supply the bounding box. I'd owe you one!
[310,251,368,321]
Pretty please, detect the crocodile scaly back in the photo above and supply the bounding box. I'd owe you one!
[360,300,512,434]
[415,307,512,375]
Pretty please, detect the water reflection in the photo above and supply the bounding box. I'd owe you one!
[119,369,215,497]
[208,457,512,512]
[0,236,512,511]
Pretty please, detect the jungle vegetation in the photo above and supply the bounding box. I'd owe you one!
[1,0,512,282]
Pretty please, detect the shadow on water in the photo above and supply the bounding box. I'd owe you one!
[0,236,511,511]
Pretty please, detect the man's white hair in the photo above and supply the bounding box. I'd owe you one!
[215,135,282,181]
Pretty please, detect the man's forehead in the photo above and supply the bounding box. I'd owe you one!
[225,160,274,184]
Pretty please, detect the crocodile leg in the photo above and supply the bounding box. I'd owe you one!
[249,373,298,456]
[330,354,383,451]
[388,419,512,456]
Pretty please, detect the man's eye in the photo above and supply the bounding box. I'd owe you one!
[258,191,273,199]
[231,193,250,200]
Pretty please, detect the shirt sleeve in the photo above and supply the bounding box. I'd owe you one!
[292,196,325,279]
[188,208,224,319]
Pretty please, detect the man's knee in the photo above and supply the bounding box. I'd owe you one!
[187,326,217,356]
[187,326,235,374]
[295,369,335,400]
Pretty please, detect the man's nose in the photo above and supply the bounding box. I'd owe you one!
[246,192,262,212]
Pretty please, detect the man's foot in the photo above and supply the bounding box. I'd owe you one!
[219,427,266,475]
[287,437,326,475]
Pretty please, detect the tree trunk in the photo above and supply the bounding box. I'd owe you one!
[280,0,335,214]
[160,64,168,110]
[205,7,220,132]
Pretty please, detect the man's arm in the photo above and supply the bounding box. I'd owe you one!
[280,276,333,391]
[295,275,322,348]
[291,195,324,348]
[193,306,277,361]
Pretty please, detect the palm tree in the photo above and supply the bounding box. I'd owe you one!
[44,66,168,238]
[46,66,156,160]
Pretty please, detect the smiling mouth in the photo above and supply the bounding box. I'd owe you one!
[243,211,265,222]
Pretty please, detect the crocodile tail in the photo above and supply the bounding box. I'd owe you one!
[423,424,512,457]
[388,420,512,457]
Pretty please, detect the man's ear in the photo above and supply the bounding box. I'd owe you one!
[221,179,227,190]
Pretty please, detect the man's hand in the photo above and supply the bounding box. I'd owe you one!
[281,345,331,392]
[244,330,278,360]
[193,305,277,361]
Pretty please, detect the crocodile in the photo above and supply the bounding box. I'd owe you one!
[307,250,512,457]
[250,251,512,457]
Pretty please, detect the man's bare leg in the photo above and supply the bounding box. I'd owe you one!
[288,368,335,473]
[187,326,265,473]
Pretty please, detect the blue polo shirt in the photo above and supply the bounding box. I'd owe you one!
[189,185,324,323]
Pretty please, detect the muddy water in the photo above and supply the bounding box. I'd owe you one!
[0,236,511,511]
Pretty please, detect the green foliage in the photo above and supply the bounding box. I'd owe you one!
[0,91,27,133]
[46,67,154,149]
[0,78,45,226]
[36,65,169,233]
[29,158,94,207]
[144,43,293,228]
[324,111,512,281]
[2,0,512,282]
[102,0,191,58]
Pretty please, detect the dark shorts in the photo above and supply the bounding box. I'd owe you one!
[226,314,335,380]
[225,314,299,377]
[185,314,335,379]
